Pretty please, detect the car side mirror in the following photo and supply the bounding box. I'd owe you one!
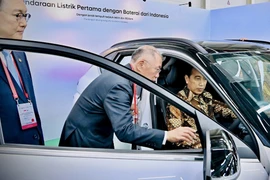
[204,129,240,180]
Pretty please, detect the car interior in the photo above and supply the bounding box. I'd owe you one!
[111,51,256,151]
[146,55,255,150]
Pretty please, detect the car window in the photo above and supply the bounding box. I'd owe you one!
[203,52,270,148]
[215,52,270,108]
[119,56,132,65]
[1,48,204,151]
[101,52,132,74]
[28,52,92,146]
[157,56,256,151]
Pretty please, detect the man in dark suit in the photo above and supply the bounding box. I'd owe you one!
[59,45,196,149]
[0,0,44,145]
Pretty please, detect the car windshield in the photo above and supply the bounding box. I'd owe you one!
[207,51,270,129]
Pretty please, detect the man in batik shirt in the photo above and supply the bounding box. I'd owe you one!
[166,66,237,149]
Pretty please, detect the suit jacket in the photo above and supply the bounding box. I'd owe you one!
[0,51,44,145]
[59,64,164,149]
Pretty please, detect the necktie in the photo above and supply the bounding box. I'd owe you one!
[2,50,22,89]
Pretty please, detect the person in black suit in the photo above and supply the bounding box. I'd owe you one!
[0,0,44,145]
[59,45,196,149]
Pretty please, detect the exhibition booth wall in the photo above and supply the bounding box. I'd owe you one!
[24,0,211,142]
[21,0,269,143]
[210,2,270,40]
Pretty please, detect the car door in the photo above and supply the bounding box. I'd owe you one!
[154,49,268,179]
[0,39,260,180]
[0,39,204,180]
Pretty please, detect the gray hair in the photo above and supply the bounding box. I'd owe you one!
[131,45,162,62]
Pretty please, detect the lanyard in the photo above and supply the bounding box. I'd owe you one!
[0,55,29,101]
[130,64,138,124]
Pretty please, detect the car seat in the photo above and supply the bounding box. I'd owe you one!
[150,58,188,131]
[158,58,186,94]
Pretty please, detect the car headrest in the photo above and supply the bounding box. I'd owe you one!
[158,58,186,93]
[165,65,181,87]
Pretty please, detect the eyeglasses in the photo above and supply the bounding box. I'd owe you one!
[14,13,31,22]
[144,60,161,73]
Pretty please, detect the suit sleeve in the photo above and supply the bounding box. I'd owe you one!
[103,83,164,149]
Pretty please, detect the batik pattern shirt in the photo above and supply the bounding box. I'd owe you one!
[166,87,237,149]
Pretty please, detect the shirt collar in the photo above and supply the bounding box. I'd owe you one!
[0,50,12,66]
[183,86,208,103]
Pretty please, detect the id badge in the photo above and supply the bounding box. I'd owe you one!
[17,102,37,130]
[131,95,141,124]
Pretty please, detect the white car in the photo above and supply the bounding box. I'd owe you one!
[0,38,270,180]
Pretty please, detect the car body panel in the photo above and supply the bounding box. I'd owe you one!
[0,145,204,180]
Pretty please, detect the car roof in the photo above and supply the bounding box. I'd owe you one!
[110,37,208,53]
[197,39,270,53]
[108,37,270,54]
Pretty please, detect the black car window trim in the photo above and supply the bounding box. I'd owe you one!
[206,50,270,56]
[103,49,136,64]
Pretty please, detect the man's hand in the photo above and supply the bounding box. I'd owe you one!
[167,127,196,143]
